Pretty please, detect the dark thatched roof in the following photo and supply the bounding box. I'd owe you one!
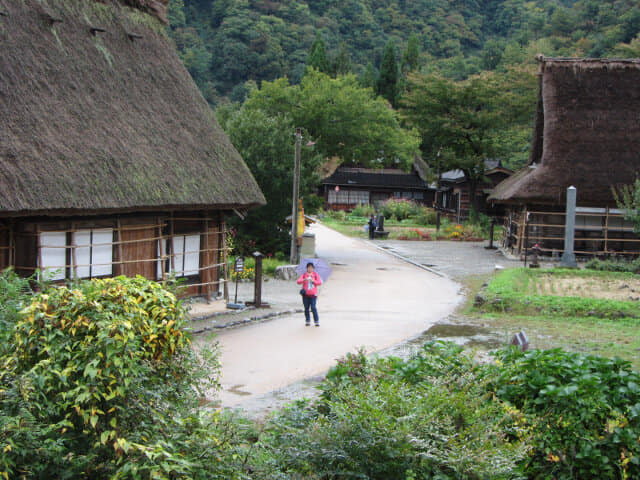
[489,57,640,207]
[0,0,265,217]
[322,163,429,190]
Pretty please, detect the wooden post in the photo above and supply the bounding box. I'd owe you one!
[36,225,42,280]
[203,216,211,302]
[158,217,166,281]
[169,212,175,273]
[604,207,610,254]
[70,223,78,279]
[116,218,124,276]
[8,221,14,268]
[222,219,229,302]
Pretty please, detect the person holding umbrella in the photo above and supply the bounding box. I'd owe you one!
[296,261,323,327]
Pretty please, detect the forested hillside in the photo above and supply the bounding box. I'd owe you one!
[168,0,640,102]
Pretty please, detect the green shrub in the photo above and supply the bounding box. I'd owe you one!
[493,348,640,478]
[0,270,34,356]
[327,209,347,221]
[381,198,415,220]
[256,342,530,479]
[351,204,375,217]
[0,276,229,479]
[414,206,437,225]
[585,257,640,274]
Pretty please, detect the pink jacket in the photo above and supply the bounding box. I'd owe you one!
[297,271,322,297]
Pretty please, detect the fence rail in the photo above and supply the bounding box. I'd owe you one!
[502,207,640,257]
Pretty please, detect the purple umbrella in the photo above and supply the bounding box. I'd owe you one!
[296,258,332,282]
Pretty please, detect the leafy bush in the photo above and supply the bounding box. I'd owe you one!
[0,270,34,356]
[493,348,640,478]
[327,209,347,221]
[414,206,437,226]
[256,342,530,479]
[381,198,415,220]
[585,257,640,274]
[0,276,229,479]
[350,204,375,217]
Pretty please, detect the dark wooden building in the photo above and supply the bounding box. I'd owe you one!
[489,57,640,256]
[436,160,513,222]
[321,158,434,210]
[0,0,265,297]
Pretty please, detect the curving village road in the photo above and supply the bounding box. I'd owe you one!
[211,223,463,410]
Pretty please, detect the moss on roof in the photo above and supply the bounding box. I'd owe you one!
[0,0,265,216]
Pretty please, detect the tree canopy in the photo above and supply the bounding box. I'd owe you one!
[399,68,537,212]
[168,0,640,100]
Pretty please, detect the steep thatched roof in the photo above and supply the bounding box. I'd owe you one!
[0,0,265,217]
[489,57,640,207]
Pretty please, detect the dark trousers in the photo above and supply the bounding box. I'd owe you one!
[303,295,319,324]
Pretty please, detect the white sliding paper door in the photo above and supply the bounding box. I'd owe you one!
[39,232,67,280]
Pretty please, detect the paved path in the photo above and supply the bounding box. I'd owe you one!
[206,223,462,410]
[373,240,522,281]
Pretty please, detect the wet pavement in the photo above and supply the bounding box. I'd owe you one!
[197,227,544,419]
[199,223,463,412]
[373,239,522,280]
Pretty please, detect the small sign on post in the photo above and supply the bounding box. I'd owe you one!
[226,256,245,309]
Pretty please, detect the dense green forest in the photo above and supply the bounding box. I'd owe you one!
[168,0,640,102]
[166,0,640,255]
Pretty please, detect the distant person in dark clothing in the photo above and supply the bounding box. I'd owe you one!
[368,214,377,239]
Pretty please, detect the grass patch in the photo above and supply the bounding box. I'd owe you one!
[482,268,640,318]
[469,267,640,368]
[481,313,640,369]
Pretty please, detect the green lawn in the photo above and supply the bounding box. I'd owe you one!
[469,268,640,369]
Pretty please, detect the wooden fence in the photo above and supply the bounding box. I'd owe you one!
[502,207,640,257]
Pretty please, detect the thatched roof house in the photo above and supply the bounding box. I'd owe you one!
[0,0,265,297]
[489,57,640,256]
[489,57,640,207]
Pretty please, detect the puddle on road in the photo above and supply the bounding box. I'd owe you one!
[218,323,507,419]
[384,323,506,359]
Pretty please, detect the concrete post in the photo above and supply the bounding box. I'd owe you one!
[561,186,577,267]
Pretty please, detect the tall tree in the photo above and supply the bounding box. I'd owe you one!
[400,69,536,214]
[306,35,331,74]
[377,40,399,106]
[332,42,352,76]
[217,107,323,255]
[243,70,420,169]
[359,61,377,90]
[402,33,420,73]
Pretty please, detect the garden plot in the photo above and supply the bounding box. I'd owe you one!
[535,274,640,302]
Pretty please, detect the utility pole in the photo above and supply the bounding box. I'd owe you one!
[435,146,442,232]
[290,128,302,264]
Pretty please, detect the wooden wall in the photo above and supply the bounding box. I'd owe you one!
[116,218,159,279]
[0,224,8,271]
[2,211,227,297]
